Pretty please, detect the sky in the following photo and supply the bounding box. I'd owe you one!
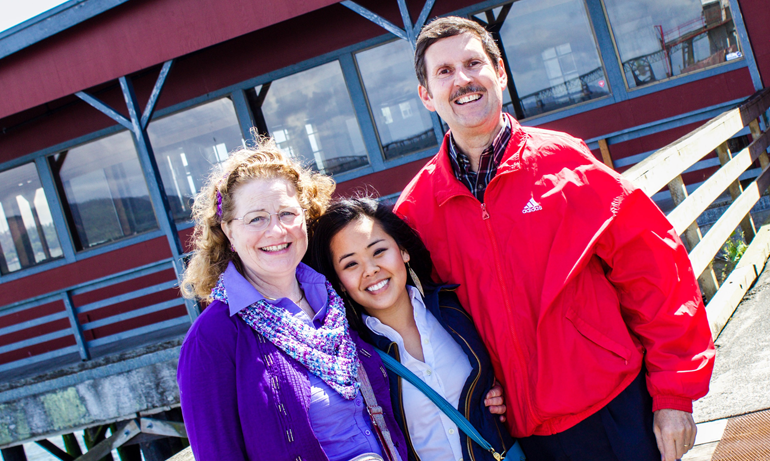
[0,0,70,34]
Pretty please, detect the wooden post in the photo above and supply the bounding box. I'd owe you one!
[716,142,756,242]
[749,119,769,169]
[62,434,83,458]
[1,446,27,461]
[84,426,113,461]
[749,119,770,204]
[668,175,719,299]
[108,423,141,461]
[598,139,614,169]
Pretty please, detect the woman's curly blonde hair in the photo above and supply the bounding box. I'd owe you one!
[181,136,335,301]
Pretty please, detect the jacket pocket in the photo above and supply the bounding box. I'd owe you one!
[565,307,630,362]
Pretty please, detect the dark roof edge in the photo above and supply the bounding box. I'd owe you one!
[0,0,130,60]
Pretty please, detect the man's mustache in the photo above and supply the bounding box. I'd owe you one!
[450,84,486,101]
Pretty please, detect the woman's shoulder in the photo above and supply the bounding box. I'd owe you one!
[182,299,241,351]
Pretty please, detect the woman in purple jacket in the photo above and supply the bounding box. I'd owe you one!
[177,138,407,461]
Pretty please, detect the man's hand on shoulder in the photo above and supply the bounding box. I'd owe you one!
[653,408,696,460]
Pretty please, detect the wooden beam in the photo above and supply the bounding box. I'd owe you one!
[749,119,769,170]
[668,176,719,299]
[624,87,770,197]
[35,441,74,461]
[706,219,770,339]
[666,140,760,236]
[1,446,28,461]
[716,142,756,242]
[739,87,770,126]
[140,418,187,439]
[75,421,141,461]
[598,139,614,169]
[624,107,744,196]
[62,434,83,457]
[166,447,194,461]
[690,164,770,277]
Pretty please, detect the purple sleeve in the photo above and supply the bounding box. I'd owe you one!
[178,312,248,461]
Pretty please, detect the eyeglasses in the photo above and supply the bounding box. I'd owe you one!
[231,207,306,232]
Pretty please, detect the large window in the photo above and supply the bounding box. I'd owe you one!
[356,40,438,160]
[604,0,742,89]
[52,131,158,250]
[257,61,369,175]
[0,164,63,274]
[476,0,611,118]
[147,98,244,222]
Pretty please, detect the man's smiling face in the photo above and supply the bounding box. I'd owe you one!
[418,32,508,137]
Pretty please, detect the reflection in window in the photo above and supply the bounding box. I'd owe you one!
[604,0,742,89]
[477,0,610,118]
[147,98,244,221]
[53,131,158,250]
[0,164,63,274]
[259,61,369,175]
[356,40,438,160]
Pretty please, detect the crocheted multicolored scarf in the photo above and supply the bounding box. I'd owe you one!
[211,277,360,399]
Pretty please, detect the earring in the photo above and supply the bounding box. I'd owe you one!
[406,262,424,297]
[230,243,235,252]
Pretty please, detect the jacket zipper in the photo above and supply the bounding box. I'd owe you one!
[447,323,481,461]
[389,344,421,461]
[480,202,533,425]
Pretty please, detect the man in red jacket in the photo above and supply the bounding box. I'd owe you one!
[394,16,715,461]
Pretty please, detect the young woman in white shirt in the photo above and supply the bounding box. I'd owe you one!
[310,197,513,461]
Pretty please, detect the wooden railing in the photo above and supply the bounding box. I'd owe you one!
[0,259,190,377]
[622,87,770,339]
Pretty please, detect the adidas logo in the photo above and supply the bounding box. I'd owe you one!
[522,198,542,214]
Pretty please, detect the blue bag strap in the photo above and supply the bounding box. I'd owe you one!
[375,349,526,461]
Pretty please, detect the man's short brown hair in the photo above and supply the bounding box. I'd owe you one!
[414,16,502,90]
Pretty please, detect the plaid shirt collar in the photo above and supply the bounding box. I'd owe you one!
[448,113,512,202]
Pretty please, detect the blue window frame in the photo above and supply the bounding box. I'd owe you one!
[0,163,63,274]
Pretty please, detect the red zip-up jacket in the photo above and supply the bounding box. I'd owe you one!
[394,119,715,438]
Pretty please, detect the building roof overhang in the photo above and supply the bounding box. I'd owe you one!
[0,0,341,120]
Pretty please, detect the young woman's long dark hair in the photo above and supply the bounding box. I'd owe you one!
[309,197,434,337]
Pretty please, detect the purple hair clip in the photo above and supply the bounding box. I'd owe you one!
[216,190,223,220]
[216,170,230,221]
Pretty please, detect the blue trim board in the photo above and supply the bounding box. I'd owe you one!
[341,1,408,41]
[0,312,68,337]
[621,61,750,100]
[119,74,185,259]
[612,126,752,168]
[0,124,126,175]
[0,330,73,355]
[86,316,189,348]
[141,60,175,130]
[34,157,76,263]
[71,259,173,296]
[77,280,179,314]
[230,89,256,143]
[585,0,627,103]
[0,258,68,286]
[1,259,173,316]
[583,98,746,148]
[0,346,80,374]
[0,293,62,317]
[81,298,185,330]
[728,0,763,91]
[339,53,385,172]
[0,0,129,60]
[76,90,133,130]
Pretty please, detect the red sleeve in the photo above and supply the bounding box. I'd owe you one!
[594,187,715,413]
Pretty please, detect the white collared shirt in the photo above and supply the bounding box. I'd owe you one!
[364,286,472,461]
